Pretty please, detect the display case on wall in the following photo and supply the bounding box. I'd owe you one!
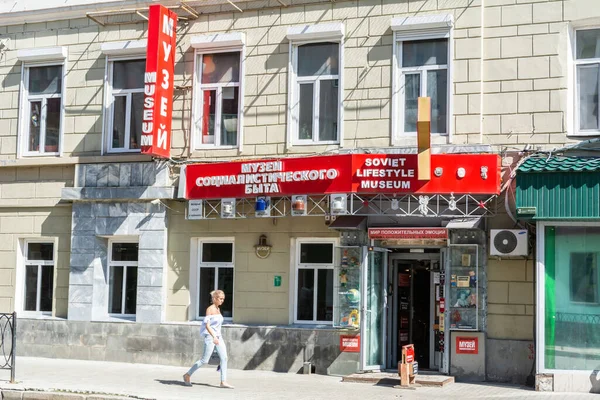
[448,244,479,331]
[333,246,362,328]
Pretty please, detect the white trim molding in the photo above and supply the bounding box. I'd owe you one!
[287,22,344,42]
[191,32,246,50]
[392,14,453,33]
[17,46,67,63]
[100,40,146,57]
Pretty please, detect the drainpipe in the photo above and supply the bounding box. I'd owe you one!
[480,0,485,144]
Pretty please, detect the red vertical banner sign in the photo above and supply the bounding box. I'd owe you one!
[141,4,177,158]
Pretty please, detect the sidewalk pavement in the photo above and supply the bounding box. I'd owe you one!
[0,357,597,400]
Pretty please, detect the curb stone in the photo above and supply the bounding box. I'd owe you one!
[1,390,150,400]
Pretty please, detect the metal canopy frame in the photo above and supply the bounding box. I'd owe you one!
[86,2,199,26]
[187,193,498,220]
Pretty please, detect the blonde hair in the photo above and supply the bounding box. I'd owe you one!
[210,289,225,303]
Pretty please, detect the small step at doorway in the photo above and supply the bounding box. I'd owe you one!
[342,371,454,387]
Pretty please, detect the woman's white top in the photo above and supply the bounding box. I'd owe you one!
[200,313,224,337]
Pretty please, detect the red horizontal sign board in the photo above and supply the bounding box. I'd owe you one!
[368,228,448,240]
[185,154,500,200]
[456,337,479,354]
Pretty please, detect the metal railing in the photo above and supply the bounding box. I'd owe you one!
[0,312,16,383]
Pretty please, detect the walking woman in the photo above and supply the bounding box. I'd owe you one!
[183,289,234,389]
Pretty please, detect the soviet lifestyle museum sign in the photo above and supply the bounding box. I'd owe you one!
[184,154,501,200]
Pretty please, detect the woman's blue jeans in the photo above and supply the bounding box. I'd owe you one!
[186,334,228,382]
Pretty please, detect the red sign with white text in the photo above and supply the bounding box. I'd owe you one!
[456,337,479,354]
[368,228,448,240]
[185,154,501,200]
[141,4,177,158]
[340,335,360,352]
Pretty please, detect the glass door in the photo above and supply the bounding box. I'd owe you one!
[440,247,449,374]
[360,247,388,371]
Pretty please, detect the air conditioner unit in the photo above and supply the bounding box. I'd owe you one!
[490,229,528,256]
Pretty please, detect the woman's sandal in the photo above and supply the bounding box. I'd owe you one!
[220,382,234,389]
[183,374,192,387]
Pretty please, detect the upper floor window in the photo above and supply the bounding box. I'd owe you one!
[191,33,246,151]
[398,39,448,135]
[287,24,344,146]
[196,52,242,148]
[17,46,67,157]
[106,59,145,153]
[575,28,600,135]
[391,14,452,143]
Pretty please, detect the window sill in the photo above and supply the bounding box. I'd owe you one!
[18,312,56,319]
[397,132,448,137]
[106,149,143,154]
[22,152,60,157]
[103,314,136,322]
[194,146,239,151]
[291,141,340,146]
[567,131,600,138]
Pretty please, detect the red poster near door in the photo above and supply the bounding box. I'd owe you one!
[456,337,478,354]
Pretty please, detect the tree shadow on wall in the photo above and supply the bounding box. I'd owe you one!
[239,327,338,374]
[590,370,600,393]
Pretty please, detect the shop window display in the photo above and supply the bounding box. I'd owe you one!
[545,226,600,370]
[448,245,478,331]
[334,247,362,328]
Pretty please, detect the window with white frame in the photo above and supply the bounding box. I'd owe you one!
[295,240,335,323]
[23,241,54,313]
[198,240,234,319]
[106,59,145,153]
[575,28,600,135]
[195,52,242,148]
[290,42,341,144]
[108,242,138,316]
[20,65,64,156]
[398,38,449,135]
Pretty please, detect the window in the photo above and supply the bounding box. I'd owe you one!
[575,28,600,135]
[295,240,335,323]
[106,59,145,153]
[198,240,234,319]
[108,242,138,316]
[20,65,64,156]
[195,52,242,148]
[570,252,599,303]
[23,242,54,314]
[398,38,449,135]
[290,42,342,144]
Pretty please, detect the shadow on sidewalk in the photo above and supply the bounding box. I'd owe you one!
[155,379,220,389]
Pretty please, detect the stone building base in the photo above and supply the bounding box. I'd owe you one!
[18,319,359,376]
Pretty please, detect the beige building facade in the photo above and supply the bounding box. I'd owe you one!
[0,0,598,391]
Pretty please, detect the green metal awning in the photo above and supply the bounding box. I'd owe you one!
[516,156,600,220]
